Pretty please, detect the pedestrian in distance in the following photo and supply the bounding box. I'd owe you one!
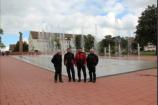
[64,48,76,82]
[86,49,99,83]
[2,52,5,56]
[74,48,87,83]
[51,50,63,83]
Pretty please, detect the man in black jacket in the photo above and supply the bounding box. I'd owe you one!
[51,51,63,83]
[86,49,99,83]
[64,48,75,82]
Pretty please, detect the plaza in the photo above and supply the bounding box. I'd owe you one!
[0,55,157,105]
[0,1,157,105]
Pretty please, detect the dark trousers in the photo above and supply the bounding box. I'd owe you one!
[54,66,62,82]
[87,66,96,82]
[77,65,87,82]
[66,65,75,81]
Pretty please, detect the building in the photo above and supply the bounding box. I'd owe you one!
[29,31,82,53]
[144,43,156,51]
[9,44,16,52]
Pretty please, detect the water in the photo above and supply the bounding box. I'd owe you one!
[14,55,157,79]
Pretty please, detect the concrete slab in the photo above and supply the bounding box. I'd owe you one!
[14,55,157,78]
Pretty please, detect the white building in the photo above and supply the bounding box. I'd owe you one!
[29,31,79,53]
[144,43,156,51]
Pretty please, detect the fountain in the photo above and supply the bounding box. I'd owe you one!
[81,27,85,52]
[118,38,122,57]
[108,44,111,57]
[104,47,107,56]
[15,53,157,79]
[15,22,157,79]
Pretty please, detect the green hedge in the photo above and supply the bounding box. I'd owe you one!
[140,51,156,55]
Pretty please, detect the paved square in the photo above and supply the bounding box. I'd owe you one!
[0,56,157,105]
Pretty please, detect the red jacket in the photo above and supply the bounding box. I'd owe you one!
[75,52,86,66]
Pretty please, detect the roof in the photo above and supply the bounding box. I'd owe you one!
[30,31,86,40]
[30,31,39,39]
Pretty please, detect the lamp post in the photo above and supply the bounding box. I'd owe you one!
[81,26,85,52]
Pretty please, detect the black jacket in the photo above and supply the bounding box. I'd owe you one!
[86,53,99,67]
[64,52,74,66]
[51,53,62,67]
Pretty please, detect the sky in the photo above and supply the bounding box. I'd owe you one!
[0,0,157,50]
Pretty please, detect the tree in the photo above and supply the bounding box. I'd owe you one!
[0,43,5,49]
[0,28,3,45]
[84,34,95,52]
[0,28,3,34]
[98,35,115,54]
[0,28,5,50]
[14,41,28,52]
[98,35,130,55]
[23,41,29,52]
[75,35,82,49]
[121,37,128,54]
[135,5,157,53]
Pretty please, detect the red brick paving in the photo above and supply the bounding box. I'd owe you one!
[0,56,157,105]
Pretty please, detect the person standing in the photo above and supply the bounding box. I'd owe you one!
[75,48,87,82]
[51,51,63,83]
[86,49,99,83]
[64,48,75,82]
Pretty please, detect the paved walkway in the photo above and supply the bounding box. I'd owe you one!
[0,56,157,105]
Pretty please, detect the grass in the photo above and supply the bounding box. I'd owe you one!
[140,51,156,55]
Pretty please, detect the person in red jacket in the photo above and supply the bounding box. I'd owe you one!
[75,48,87,82]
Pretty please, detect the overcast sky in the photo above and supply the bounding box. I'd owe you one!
[0,0,157,40]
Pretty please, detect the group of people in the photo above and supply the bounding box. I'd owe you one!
[0,51,9,56]
[51,48,99,83]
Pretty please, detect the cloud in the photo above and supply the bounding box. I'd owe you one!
[1,0,157,41]
[121,0,157,16]
[1,46,9,51]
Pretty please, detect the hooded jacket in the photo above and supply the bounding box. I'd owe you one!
[64,52,74,66]
[51,53,62,68]
[75,52,86,66]
[86,53,98,67]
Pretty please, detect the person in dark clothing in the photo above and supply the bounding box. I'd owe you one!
[75,49,87,82]
[51,51,63,83]
[2,52,5,56]
[86,49,99,83]
[64,48,75,82]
